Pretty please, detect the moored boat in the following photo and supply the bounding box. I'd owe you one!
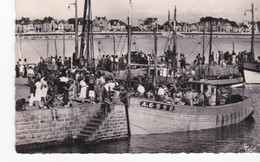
[128,78,254,135]
[127,6,254,135]
[242,3,260,84]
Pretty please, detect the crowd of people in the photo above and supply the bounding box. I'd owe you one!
[16,55,131,118]
[16,48,251,115]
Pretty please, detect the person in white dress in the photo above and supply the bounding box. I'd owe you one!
[34,79,43,108]
[79,79,87,102]
[137,84,145,96]
[41,77,48,106]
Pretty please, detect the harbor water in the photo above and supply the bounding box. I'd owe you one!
[15,36,260,153]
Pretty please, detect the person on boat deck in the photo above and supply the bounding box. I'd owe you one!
[179,53,186,69]
[114,55,119,71]
[187,89,195,106]
[204,88,211,106]
[137,84,145,96]
[197,92,205,106]
[192,53,200,69]
[156,85,165,101]
[110,55,114,71]
[209,52,214,64]
[232,52,236,65]
[214,51,219,65]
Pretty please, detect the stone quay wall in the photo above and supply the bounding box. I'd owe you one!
[91,104,128,142]
[15,103,128,151]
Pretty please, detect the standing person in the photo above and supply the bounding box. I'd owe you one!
[46,89,59,121]
[137,84,145,96]
[88,74,96,104]
[63,80,70,107]
[88,81,95,104]
[15,62,20,78]
[41,77,48,107]
[114,55,119,71]
[34,78,43,108]
[210,52,214,64]
[29,77,36,106]
[156,85,165,101]
[27,66,35,85]
[19,62,24,77]
[79,79,87,102]
[23,58,28,78]
[179,53,186,69]
[110,55,114,71]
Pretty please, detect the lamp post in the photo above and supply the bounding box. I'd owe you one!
[68,0,78,59]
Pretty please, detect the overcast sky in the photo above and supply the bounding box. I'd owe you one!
[15,0,260,24]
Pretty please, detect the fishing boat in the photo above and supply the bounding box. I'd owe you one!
[242,3,260,84]
[127,9,254,135]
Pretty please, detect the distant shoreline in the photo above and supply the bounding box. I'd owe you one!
[15,31,260,39]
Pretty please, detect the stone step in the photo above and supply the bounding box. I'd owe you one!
[80,130,93,135]
[93,115,104,120]
[89,119,103,124]
[86,122,100,128]
[83,127,96,131]
[77,134,90,140]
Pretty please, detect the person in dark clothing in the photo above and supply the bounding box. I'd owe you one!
[15,62,20,78]
[63,81,70,107]
[16,98,26,111]
[29,78,36,106]
[23,58,27,78]
[68,57,72,69]
[46,90,59,121]
[180,53,186,69]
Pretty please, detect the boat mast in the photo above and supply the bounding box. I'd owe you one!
[251,3,255,61]
[18,32,22,60]
[85,0,91,67]
[54,39,58,57]
[202,23,205,59]
[167,9,171,50]
[172,5,177,54]
[63,25,65,64]
[173,6,177,79]
[46,36,49,58]
[79,0,88,59]
[126,0,132,137]
[232,42,235,53]
[208,22,213,77]
[74,0,79,60]
[127,1,132,89]
[153,26,158,86]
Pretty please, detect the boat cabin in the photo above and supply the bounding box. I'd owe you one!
[187,77,244,106]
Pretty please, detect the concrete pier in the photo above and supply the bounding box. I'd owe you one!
[15,78,128,152]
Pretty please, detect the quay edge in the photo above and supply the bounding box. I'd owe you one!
[15,103,128,152]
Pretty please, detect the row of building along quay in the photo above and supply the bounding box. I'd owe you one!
[15,16,260,34]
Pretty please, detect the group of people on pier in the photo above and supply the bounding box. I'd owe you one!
[16,55,130,118]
